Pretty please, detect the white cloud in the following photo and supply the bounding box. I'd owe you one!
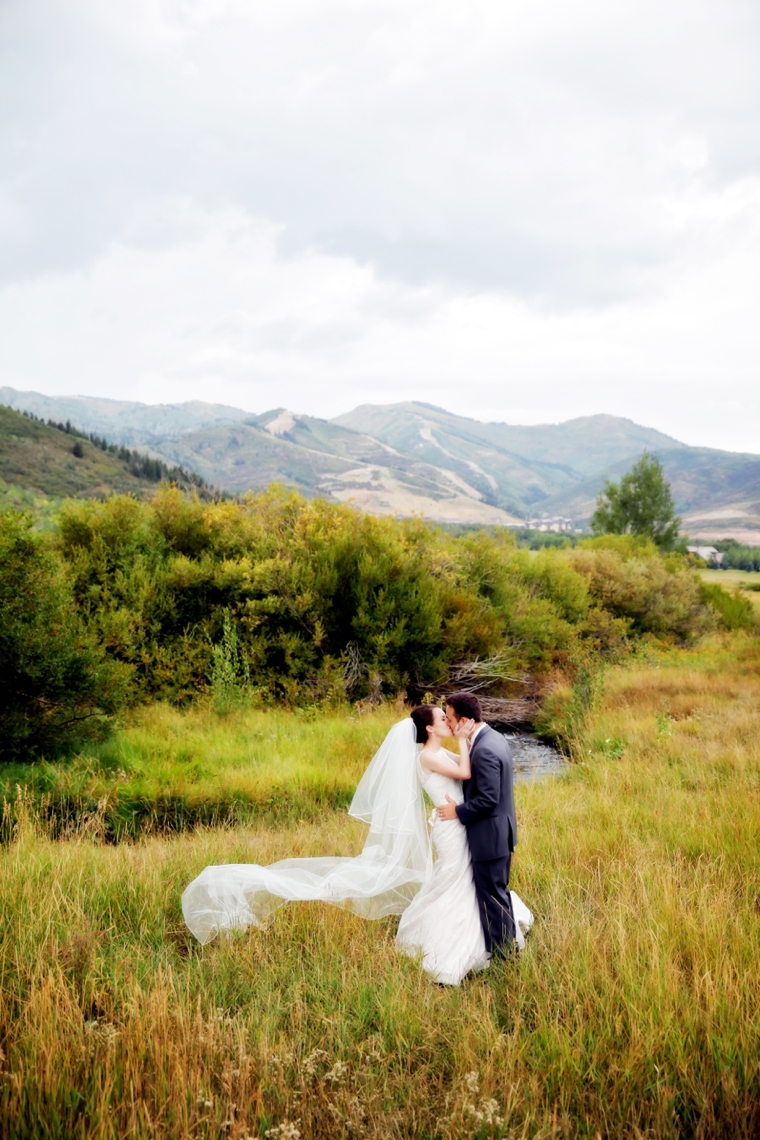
[0,0,759,449]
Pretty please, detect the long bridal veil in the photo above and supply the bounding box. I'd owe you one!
[182,719,432,944]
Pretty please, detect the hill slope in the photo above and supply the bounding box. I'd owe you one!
[0,387,250,447]
[539,446,760,543]
[3,390,760,538]
[157,411,522,525]
[334,404,685,477]
[0,405,215,504]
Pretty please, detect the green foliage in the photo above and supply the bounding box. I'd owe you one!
[54,487,610,708]
[710,539,760,572]
[570,544,713,642]
[1,702,398,840]
[533,661,605,755]
[0,484,728,757]
[0,512,130,760]
[209,609,253,715]
[590,451,681,549]
[699,581,757,631]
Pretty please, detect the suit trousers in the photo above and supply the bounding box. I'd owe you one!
[471,854,515,955]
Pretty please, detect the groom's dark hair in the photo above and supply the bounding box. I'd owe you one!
[446,692,482,721]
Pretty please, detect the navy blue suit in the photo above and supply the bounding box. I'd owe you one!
[455,725,517,953]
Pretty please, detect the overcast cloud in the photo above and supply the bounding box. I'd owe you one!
[1,0,759,450]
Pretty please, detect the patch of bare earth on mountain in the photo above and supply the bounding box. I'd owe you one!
[322,466,520,524]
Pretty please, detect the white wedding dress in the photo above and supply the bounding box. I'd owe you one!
[182,720,533,985]
[396,753,533,985]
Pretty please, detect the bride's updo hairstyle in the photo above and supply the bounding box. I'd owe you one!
[410,705,436,745]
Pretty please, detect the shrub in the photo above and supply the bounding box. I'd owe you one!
[699,581,757,632]
[34,489,729,711]
[0,512,130,760]
[53,491,596,704]
[569,544,714,643]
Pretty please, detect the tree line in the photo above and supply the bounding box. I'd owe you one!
[16,408,221,496]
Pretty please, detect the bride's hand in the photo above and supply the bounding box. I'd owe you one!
[452,717,475,740]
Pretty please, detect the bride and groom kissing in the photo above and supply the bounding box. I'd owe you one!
[183,693,532,986]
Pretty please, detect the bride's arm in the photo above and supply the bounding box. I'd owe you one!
[419,737,471,778]
[451,735,471,778]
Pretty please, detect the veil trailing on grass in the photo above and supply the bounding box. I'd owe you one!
[182,719,432,944]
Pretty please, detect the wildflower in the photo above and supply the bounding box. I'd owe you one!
[464,1071,479,1094]
[480,1098,505,1128]
[347,1096,366,1130]
[303,1048,328,1076]
[264,1120,301,1140]
[464,1097,505,1130]
[324,1060,348,1084]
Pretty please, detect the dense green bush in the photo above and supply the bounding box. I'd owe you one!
[699,581,757,631]
[569,536,715,641]
[2,489,732,759]
[51,489,726,711]
[52,489,618,707]
[0,512,130,759]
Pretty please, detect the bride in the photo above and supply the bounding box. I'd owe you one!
[182,707,533,985]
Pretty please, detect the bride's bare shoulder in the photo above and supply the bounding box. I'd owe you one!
[419,746,459,774]
[418,744,441,772]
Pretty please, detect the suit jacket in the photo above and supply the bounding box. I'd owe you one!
[455,724,517,861]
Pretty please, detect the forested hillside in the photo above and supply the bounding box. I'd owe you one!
[0,405,218,507]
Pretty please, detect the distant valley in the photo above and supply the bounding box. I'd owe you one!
[2,387,760,541]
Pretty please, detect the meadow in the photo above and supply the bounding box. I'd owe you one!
[698,568,760,615]
[1,634,759,1139]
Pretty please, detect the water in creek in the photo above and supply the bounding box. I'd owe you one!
[502,733,569,783]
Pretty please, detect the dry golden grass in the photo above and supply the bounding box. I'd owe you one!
[1,637,759,1137]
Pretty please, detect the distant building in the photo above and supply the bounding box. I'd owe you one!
[525,516,575,532]
[687,545,724,565]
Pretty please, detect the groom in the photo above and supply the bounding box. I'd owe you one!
[438,693,518,956]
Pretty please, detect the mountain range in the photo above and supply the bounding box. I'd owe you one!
[2,387,759,542]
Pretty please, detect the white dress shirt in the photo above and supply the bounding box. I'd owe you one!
[469,723,487,748]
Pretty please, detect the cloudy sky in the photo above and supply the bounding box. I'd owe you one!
[1,0,759,450]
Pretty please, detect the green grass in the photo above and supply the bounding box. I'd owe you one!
[699,568,760,613]
[1,703,402,840]
[1,639,759,1137]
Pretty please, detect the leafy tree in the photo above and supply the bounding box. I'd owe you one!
[590,452,681,550]
[0,512,130,759]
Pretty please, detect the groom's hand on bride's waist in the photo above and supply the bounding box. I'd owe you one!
[437,795,459,821]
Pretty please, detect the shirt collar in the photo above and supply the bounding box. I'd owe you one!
[470,723,487,745]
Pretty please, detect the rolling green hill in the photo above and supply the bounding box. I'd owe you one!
[538,446,760,542]
[155,410,522,525]
[3,389,760,540]
[334,403,686,477]
[0,387,250,447]
[0,405,217,507]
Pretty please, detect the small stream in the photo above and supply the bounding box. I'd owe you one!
[502,733,569,783]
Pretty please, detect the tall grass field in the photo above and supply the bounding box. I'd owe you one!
[1,636,759,1138]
